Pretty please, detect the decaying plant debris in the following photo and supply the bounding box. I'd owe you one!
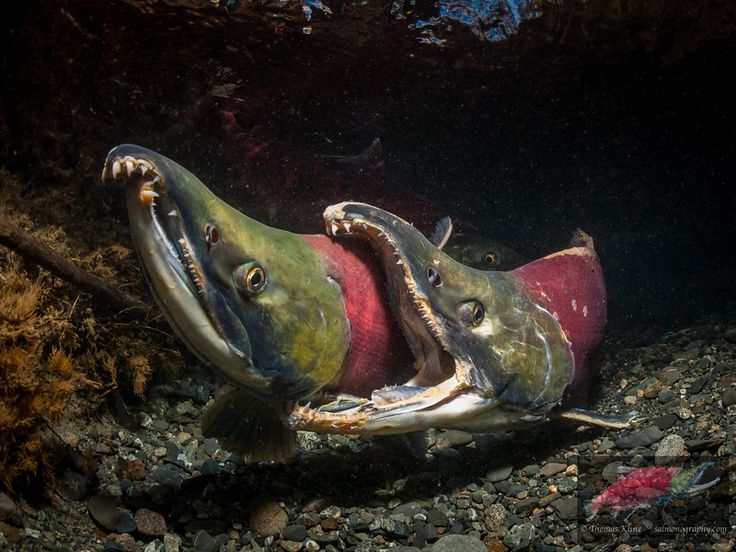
[0,169,182,493]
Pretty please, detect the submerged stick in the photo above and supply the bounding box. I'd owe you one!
[0,219,150,315]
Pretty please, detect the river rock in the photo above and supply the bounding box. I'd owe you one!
[503,523,535,550]
[435,430,474,448]
[655,434,687,464]
[282,524,308,542]
[614,426,664,449]
[88,495,124,531]
[485,465,513,482]
[539,463,566,477]
[551,497,579,520]
[432,534,487,552]
[250,499,289,536]
[722,388,736,408]
[0,493,17,521]
[135,508,167,537]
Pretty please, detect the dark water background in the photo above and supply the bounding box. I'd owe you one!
[2,0,735,337]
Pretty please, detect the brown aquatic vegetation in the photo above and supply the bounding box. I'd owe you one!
[0,171,182,492]
[0,254,83,491]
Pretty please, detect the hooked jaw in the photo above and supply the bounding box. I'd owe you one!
[103,145,355,402]
[289,202,506,435]
[102,145,266,391]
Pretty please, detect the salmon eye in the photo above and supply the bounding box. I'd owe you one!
[205,223,220,245]
[234,262,267,295]
[459,300,485,327]
[427,267,442,287]
[484,251,497,265]
[247,266,265,291]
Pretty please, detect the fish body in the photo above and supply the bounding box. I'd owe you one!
[291,202,633,436]
[584,462,719,521]
[104,146,633,460]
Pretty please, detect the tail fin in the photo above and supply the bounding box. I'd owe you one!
[582,500,596,522]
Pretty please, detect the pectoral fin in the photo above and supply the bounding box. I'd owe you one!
[201,387,297,462]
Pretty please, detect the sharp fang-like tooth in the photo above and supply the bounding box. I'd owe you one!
[343,222,351,232]
[167,209,177,217]
[330,222,339,236]
[396,259,403,265]
[125,159,136,175]
[112,160,122,179]
[139,189,159,204]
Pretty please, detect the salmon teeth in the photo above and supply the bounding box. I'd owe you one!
[139,188,159,205]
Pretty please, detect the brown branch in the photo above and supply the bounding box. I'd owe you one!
[0,219,150,316]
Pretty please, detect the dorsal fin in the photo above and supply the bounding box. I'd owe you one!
[334,138,384,169]
[569,229,594,250]
[429,217,453,249]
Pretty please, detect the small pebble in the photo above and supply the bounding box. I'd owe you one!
[485,465,513,482]
[614,426,664,449]
[539,463,566,477]
[193,530,217,552]
[163,533,181,552]
[0,493,16,521]
[503,523,535,550]
[435,430,474,448]
[483,504,507,532]
[551,497,578,520]
[280,540,303,552]
[250,499,289,536]
[426,508,449,527]
[282,524,308,542]
[135,508,167,537]
[722,388,736,408]
[652,413,678,430]
[116,513,137,534]
[655,434,687,465]
[432,533,487,552]
[87,495,124,531]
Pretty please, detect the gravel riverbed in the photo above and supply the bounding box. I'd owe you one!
[1,320,734,552]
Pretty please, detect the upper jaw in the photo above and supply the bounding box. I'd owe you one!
[323,202,464,389]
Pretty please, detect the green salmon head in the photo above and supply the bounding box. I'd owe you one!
[321,202,574,425]
[102,144,350,399]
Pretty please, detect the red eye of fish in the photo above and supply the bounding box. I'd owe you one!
[427,267,442,287]
[484,251,498,265]
[205,224,219,245]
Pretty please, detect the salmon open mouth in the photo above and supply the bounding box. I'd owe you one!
[324,204,459,391]
[287,203,495,436]
[102,146,264,390]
